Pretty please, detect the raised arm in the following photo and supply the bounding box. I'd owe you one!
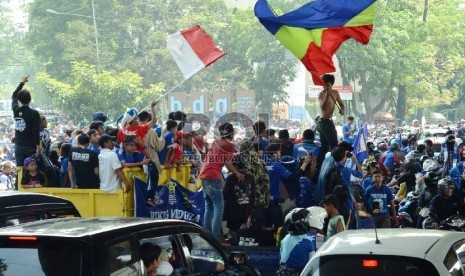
[12,75,28,111]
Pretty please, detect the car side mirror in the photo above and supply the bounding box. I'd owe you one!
[229,252,249,266]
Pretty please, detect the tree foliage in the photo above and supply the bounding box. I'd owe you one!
[26,0,299,116]
[36,62,163,123]
[337,0,465,121]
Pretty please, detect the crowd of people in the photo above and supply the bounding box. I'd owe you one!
[5,74,465,275]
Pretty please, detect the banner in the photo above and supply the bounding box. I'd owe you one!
[134,177,204,225]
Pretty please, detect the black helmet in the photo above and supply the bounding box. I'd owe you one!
[284,208,310,235]
[438,177,454,194]
[404,158,418,172]
[424,171,440,188]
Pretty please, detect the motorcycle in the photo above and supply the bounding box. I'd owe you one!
[439,215,465,231]
[423,215,465,231]
[396,191,418,228]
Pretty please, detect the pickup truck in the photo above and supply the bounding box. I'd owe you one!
[18,165,198,217]
[17,165,284,275]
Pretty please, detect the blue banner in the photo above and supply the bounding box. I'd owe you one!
[134,176,205,225]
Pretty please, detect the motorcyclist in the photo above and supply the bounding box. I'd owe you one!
[278,207,327,276]
[417,171,440,228]
[428,177,465,229]
[449,161,465,199]
[387,158,419,195]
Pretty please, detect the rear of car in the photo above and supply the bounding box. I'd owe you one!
[302,254,439,276]
[301,229,465,276]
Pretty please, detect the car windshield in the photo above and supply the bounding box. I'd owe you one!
[303,255,440,276]
[0,238,82,275]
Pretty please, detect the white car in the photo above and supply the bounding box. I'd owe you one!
[301,229,465,276]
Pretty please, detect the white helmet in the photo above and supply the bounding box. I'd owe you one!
[306,206,328,230]
[423,159,442,174]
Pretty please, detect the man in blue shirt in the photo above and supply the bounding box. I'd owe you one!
[342,116,356,145]
[315,142,353,205]
[252,120,269,155]
[158,120,177,166]
[293,129,320,161]
[264,143,292,229]
[365,170,398,228]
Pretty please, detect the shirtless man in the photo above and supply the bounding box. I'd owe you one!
[317,74,345,164]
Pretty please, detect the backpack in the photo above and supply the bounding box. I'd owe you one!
[324,165,343,196]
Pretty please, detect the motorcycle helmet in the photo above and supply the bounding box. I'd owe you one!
[403,158,418,172]
[422,159,443,174]
[378,142,387,151]
[390,139,399,147]
[438,177,454,194]
[306,206,327,230]
[284,208,310,235]
[424,171,440,188]
[366,141,375,152]
[389,144,399,152]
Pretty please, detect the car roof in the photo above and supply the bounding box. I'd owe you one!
[318,229,464,258]
[0,217,197,237]
[0,191,75,209]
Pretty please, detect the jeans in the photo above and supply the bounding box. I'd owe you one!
[147,161,159,200]
[15,145,36,169]
[317,119,338,167]
[201,178,224,241]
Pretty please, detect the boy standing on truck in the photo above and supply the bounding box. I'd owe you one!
[68,134,100,189]
[99,134,131,193]
[12,75,41,178]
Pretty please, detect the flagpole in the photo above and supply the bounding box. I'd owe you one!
[140,78,190,111]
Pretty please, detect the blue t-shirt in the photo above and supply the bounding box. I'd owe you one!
[88,144,101,155]
[253,137,269,152]
[118,151,144,164]
[383,151,396,170]
[158,130,174,165]
[266,161,291,201]
[153,124,162,137]
[59,157,69,187]
[342,123,354,144]
[296,177,313,208]
[336,162,363,186]
[292,141,321,160]
[280,232,316,270]
[362,176,373,191]
[61,157,69,173]
[315,156,335,204]
[365,184,394,215]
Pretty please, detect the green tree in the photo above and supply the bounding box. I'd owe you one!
[337,0,465,122]
[36,62,162,122]
[26,0,298,115]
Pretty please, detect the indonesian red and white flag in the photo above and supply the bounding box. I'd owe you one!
[167,25,225,80]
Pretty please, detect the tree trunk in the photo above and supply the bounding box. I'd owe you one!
[396,85,407,122]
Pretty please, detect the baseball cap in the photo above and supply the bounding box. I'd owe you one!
[24,156,36,167]
[92,112,108,122]
[98,134,116,147]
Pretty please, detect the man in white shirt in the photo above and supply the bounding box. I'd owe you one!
[98,134,131,193]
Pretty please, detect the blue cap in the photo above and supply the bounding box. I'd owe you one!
[92,112,107,122]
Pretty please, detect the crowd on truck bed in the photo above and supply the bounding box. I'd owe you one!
[5,75,465,275]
